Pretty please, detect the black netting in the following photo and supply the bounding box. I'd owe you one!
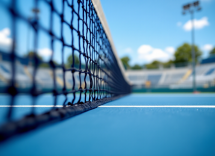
[0,0,130,141]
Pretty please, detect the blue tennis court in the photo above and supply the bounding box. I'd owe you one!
[0,94,215,156]
[0,0,215,155]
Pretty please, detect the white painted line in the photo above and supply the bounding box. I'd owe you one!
[0,105,215,108]
[99,105,215,108]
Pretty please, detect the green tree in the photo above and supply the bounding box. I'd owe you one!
[24,51,43,62]
[144,60,175,69]
[174,43,202,63]
[24,51,58,68]
[162,60,174,68]
[39,60,59,68]
[209,47,215,56]
[145,60,161,69]
[66,54,79,68]
[131,64,142,70]
[120,56,130,69]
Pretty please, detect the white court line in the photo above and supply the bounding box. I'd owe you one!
[0,105,215,108]
[99,105,215,108]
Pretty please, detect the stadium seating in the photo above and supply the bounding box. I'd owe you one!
[126,63,215,90]
[1,55,215,91]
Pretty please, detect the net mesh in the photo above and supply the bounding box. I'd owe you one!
[0,0,130,141]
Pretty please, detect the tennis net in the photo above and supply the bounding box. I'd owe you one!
[0,0,130,141]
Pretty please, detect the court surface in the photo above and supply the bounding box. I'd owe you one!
[0,94,215,156]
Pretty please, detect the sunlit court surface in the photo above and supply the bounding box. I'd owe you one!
[0,0,215,155]
[0,94,215,156]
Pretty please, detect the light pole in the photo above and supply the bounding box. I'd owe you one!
[182,1,201,92]
[27,8,40,54]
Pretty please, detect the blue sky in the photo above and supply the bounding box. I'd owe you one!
[0,0,86,64]
[100,0,215,65]
[0,0,214,65]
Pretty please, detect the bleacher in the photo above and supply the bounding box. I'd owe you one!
[0,59,85,92]
[147,74,161,86]
[0,61,32,89]
[0,62,11,80]
[1,50,215,92]
[160,72,185,87]
[126,62,215,91]
[201,55,215,64]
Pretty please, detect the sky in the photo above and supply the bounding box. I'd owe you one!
[0,0,85,64]
[0,0,214,65]
[100,0,215,65]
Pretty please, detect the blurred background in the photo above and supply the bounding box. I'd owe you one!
[100,0,215,92]
[0,0,215,93]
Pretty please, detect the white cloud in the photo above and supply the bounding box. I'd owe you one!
[0,28,12,50]
[177,22,182,27]
[138,45,153,55]
[183,17,209,31]
[143,49,170,62]
[38,48,52,57]
[203,44,213,51]
[124,48,133,53]
[137,45,174,63]
[165,47,175,54]
[201,0,211,2]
